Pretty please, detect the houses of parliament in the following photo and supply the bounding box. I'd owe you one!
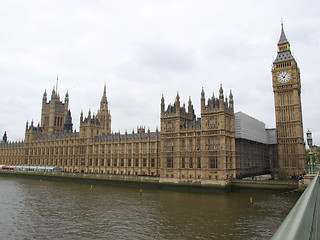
[0,25,307,182]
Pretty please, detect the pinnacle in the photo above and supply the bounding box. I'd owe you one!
[278,23,289,45]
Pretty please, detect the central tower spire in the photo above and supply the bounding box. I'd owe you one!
[96,84,111,134]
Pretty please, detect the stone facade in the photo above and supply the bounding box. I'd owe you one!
[160,86,236,183]
[0,83,235,184]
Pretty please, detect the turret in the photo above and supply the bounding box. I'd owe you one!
[188,97,192,114]
[201,87,205,111]
[219,84,224,109]
[41,82,69,134]
[161,94,165,115]
[219,84,224,100]
[88,109,91,121]
[100,84,108,110]
[175,92,180,113]
[229,90,234,110]
[80,111,83,122]
[65,91,69,105]
[64,109,73,132]
[42,90,47,104]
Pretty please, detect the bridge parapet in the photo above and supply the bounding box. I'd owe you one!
[272,173,319,240]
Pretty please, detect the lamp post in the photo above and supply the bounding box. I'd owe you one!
[306,129,314,174]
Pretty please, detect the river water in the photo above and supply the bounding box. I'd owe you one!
[0,176,300,240]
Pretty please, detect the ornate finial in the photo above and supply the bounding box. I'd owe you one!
[219,84,224,99]
[2,131,7,143]
[161,94,165,113]
[103,84,107,97]
[176,91,180,106]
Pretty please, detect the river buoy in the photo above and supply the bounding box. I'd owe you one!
[40,179,42,183]
[250,197,253,204]
[139,189,143,195]
[91,185,93,189]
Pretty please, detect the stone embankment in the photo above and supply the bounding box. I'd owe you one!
[0,170,301,191]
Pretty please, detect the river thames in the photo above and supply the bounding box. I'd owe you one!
[0,176,300,240]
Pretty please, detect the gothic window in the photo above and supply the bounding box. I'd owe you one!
[197,157,201,168]
[128,145,132,154]
[209,117,215,126]
[167,157,173,168]
[181,140,185,152]
[168,122,173,130]
[189,158,193,168]
[151,158,155,168]
[209,157,218,168]
[209,137,218,150]
[128,158,132,167]
[167,139,174,152]
[101,159,104,166]
[197,139,201,151]
[143,158,147,167]
[151,143,155,153]
[121,158,124,167]
[189,140,193,152]
[136,144,139,154]
[121,144,124,154]
[101,145,105,154]
[114,158,117,167]
[114,145,118,154]
[135,158,139,167]
[143,143,147,154]
[107,158,111,166]
[181,157,185,168]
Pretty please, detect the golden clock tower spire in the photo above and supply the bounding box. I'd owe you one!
[272,23,306,178]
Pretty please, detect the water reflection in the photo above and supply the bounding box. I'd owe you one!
[0,177,300,240]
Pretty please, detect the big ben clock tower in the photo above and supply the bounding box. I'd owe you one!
[272,23,306,178]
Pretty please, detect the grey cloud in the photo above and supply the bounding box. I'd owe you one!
[134,41,197,72]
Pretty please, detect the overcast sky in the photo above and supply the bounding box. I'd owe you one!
[0,0,319,145]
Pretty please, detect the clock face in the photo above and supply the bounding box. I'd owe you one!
[278,71,291,83]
